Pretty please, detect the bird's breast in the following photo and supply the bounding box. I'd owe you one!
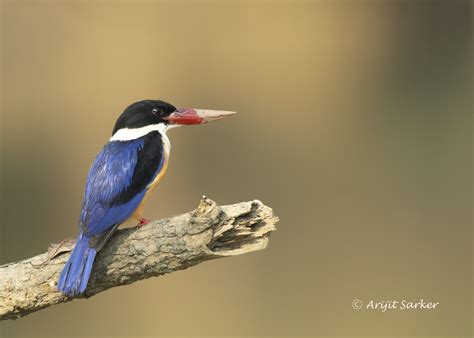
[129,132,170,221]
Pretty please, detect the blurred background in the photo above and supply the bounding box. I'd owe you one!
[0,0,472,337]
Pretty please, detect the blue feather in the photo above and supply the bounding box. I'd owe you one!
[58,232,96,296]
[58,136,165,296]
[81,139,146,235]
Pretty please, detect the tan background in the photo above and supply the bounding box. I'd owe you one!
[0,0,472,337]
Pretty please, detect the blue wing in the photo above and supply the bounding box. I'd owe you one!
[59,132,164,296]
[80,139,147,236]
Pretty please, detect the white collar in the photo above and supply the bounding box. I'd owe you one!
[110,123,179,142]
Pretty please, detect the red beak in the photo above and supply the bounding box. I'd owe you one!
[165,108,236,125]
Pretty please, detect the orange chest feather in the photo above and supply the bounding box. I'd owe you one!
[130,156,169,221]
[146,157,169,195]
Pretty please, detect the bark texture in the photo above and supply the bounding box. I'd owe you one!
[0,197,277,321]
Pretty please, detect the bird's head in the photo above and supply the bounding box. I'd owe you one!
[112,100,236,136]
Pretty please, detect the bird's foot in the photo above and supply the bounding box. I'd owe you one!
[137,217,150,228]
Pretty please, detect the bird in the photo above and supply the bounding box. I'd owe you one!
[57,99,236,296]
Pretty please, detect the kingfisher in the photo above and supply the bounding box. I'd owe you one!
[58,100,236,296]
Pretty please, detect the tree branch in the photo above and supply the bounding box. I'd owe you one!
[0,197,278,321]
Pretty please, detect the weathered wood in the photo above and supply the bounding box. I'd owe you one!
[0,197,278,320]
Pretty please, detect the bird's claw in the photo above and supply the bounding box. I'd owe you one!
[137,217,150,228]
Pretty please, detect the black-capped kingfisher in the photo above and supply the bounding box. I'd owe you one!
[58,100,236,296]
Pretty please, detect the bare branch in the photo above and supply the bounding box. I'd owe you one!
[0,197,278,320]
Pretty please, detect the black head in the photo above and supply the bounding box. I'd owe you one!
[112,100,176,135]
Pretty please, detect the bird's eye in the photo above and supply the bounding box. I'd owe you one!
[152,108,161,115]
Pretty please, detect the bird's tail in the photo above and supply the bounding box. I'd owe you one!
[58,232,96,296]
